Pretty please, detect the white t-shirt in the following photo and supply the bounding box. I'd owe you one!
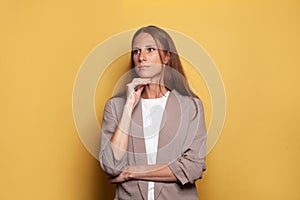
[141,91,170,200]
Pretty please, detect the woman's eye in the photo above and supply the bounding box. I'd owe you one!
[133,49,140,54]
[147,48,156,52]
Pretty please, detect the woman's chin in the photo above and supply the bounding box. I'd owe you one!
[136,72,152,79]
[136,71,162,79]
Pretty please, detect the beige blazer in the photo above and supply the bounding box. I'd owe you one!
[99,89,207,200]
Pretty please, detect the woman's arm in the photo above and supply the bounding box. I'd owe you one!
[110,78,150,160]
[109,102,133,160]
[110,164,177,183]
[99,78,151,176]
[168,98,207,185]
[110,98,207,184]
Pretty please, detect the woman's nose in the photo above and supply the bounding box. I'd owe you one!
[138,50,147,62]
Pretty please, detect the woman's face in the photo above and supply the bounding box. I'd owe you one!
[132,33,166,80]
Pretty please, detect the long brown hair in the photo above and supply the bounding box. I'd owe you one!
[113,25,200,118]
[129,25,198,99]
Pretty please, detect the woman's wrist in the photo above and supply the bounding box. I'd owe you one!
[127,171,134,180]
[124,101,134,114]
[125,165,145,180]
[124,166,135,180]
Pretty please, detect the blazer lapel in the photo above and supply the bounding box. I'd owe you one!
[155,90,181,199]
[157,90,181,152]
[131,90,182,200]
[131,99,148,200]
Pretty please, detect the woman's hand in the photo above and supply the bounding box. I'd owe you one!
[126,78,151,110]
[109,164,177,183]
[109,166,131,183]
[109,78,151,160]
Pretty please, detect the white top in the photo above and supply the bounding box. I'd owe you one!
[141,91,170,200]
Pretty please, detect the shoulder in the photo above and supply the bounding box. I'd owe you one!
[172,89,203,107]
[104,96,126,112]
[108,95,126,104]
[171,90,204,120]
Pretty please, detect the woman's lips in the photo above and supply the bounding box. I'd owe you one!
[138,65,150,70]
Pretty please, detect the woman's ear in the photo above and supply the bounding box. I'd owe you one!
[164,51,171,64]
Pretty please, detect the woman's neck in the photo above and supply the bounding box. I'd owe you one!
[141,83,168,99]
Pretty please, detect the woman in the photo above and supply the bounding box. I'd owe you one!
[99,25,207,200]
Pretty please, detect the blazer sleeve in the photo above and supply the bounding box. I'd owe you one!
[99,99,128,177]
[168,98,207,185]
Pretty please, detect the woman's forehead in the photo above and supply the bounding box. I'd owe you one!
[132,32,158,48]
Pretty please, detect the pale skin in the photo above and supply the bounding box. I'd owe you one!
[109,33,177,183]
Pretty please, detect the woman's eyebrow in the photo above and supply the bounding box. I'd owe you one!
[132,44,157,49]
[145,44,157,47]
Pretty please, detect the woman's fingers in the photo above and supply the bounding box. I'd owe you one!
[126,78,150,105]
[109,171,129,183]
[127,78,151,90]
[127,78,151,94]
[135,85,145,97]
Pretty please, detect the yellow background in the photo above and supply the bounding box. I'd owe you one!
[1,0,300,199]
